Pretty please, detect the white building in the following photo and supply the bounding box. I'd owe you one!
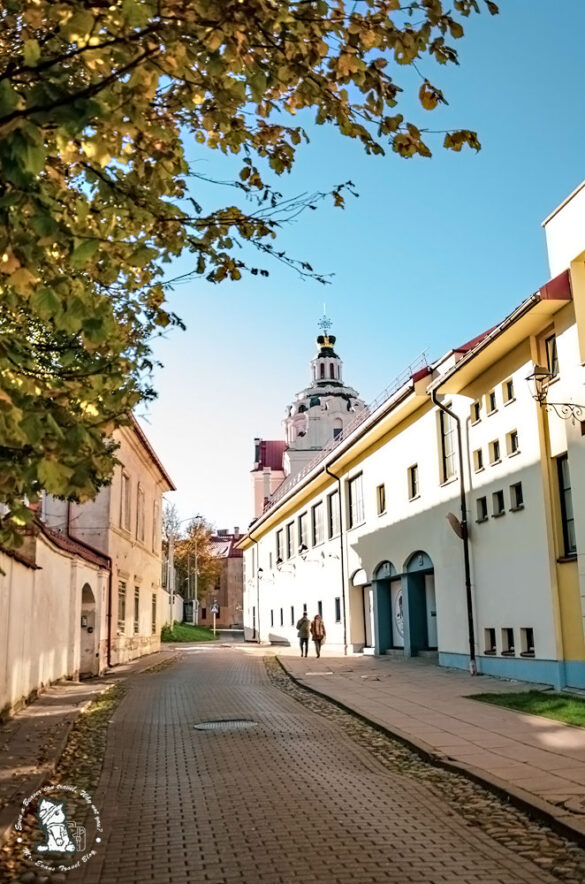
[241,182,585,690]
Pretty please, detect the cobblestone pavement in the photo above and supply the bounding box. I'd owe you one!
[30,648,565,884]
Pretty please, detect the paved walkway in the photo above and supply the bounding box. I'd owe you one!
[0,649,174,847]
[62,650,554,883]
[277,651,585,839]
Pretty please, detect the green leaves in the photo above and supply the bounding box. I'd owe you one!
[0,0,497,547]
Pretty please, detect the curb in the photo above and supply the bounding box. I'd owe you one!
[275,655,585,848]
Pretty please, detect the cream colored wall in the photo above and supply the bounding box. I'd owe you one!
[544,182,585,277]
[67,426,169,665]
[0,537,105,715]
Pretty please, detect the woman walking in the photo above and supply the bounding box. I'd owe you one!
[310,614,326,658]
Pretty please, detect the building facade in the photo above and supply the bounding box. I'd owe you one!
[199,529,244,629]
[241,182,585,690]
[44,416,175,668]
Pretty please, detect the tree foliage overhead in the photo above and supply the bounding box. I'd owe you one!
[0,0,498,543]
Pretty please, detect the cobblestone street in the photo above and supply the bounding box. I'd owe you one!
[24,648,574,884]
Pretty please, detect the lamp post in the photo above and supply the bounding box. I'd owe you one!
[526,365,585,422]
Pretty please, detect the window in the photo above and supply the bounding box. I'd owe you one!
[520,627,535,657]
[510,482,524,510]
[506,430,519,456]
[286,521,294,559]
[120,473,131,531]
[487,390,497,414]
[439,408,457,483]
[133,587,140,634]
[317,600,323,617]
[118,581,127,634]
[348,473,364,528]
[269,552,273,570]
[492,490,505,517]
[291,606,295,626]
[471,401,481,424]
[545,333,559,377]
[501,627,515,655]
[376,483,386,515]
[276,530,284,561]
[151,593,157,635]
[298,512,308,551]
[330,364,335,379]
[152,500,160,552]
[489,439,501,465]
[503,379,515,403]
[270,610,274,627]
[333,424,343,440]
[320,362,325,379]
[484,628,496,655]
[558,454,576,556]
[408,465,419,500]
[334,597,341,623]
[473,449,484,472]
[311,502,324,546]
[136,484,145,542]
[476,497,488,521]
[328,490,340,538]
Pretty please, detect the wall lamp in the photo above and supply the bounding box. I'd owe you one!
[526,364,585,422]
[299,544,309,560]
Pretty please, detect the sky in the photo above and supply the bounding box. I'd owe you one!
[138,0,585,533]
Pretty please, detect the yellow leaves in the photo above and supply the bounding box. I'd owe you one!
[444,129,481,151]
[419,81,446,111]
[23,39,41,66]
[0,251,21,274]
[82,140,111,167]
[205,29,224,53]
[8,267,37,295]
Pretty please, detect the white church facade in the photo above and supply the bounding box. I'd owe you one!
[241,180,585,690]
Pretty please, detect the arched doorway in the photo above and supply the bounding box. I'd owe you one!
[80,583,98,677]
[404,551,437,655]
[372,560,399,654]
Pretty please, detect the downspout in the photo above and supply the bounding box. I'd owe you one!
[67,502,113,668]
[325,466,348,656]
[430,392,477,675]
[249,534,261,643]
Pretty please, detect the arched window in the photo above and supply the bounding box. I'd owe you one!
[329,364,335,379]
[320,363,325,379]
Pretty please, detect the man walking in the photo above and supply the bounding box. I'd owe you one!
[296,611,310,658]
[310,613,326,658]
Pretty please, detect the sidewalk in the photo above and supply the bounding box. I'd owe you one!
[277,651,585,841]
[0,648,175,847]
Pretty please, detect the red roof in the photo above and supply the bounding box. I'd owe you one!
[454,327,498,354]
[210,535,243,558]
[40,524,110,569]
[253,440,286,472]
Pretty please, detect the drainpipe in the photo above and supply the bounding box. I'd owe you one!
[430,392,477,675]
[325,465,348,656]
[249,534,261,643]
[67,502,113,668]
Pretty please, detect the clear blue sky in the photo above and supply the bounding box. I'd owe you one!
[138,0,585,532]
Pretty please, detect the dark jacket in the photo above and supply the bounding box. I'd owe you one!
[296,616,310,639]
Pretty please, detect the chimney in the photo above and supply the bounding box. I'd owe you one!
[254,437,261,469]
[233,526,240,537]
[263,467,271,502]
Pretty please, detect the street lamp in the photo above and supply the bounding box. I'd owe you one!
[526,365,585,422]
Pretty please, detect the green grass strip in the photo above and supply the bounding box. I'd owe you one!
[470,690,585,727]
[161,621,218,642]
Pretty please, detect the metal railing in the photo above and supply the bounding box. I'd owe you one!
[263,351,429,513]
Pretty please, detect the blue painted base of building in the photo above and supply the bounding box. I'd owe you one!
[439,652,585,691]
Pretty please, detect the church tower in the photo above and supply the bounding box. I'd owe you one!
[282,319,366,478]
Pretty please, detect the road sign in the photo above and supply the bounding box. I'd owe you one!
[210,604,219,615]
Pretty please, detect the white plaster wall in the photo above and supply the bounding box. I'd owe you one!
[544,182,585,277]
[0,538,103,715]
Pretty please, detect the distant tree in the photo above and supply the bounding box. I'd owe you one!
[173,517,222,602]
[0,0,498,544]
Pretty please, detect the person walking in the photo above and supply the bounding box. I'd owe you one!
[310,613,326,658]
[296,612,311,657]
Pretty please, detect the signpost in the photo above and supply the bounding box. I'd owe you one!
[210,603,219,636]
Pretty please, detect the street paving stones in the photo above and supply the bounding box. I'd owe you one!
[60,649,559,884]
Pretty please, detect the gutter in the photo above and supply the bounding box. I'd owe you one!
[430,391,477,676]
[249,533,261,643]
[66,502,114,669]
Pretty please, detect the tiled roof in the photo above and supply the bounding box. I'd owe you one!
[253,440,286,472]
[40,524,110,569]
[210,535,244,558]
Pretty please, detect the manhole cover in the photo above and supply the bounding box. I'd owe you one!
[194,719,258,732]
